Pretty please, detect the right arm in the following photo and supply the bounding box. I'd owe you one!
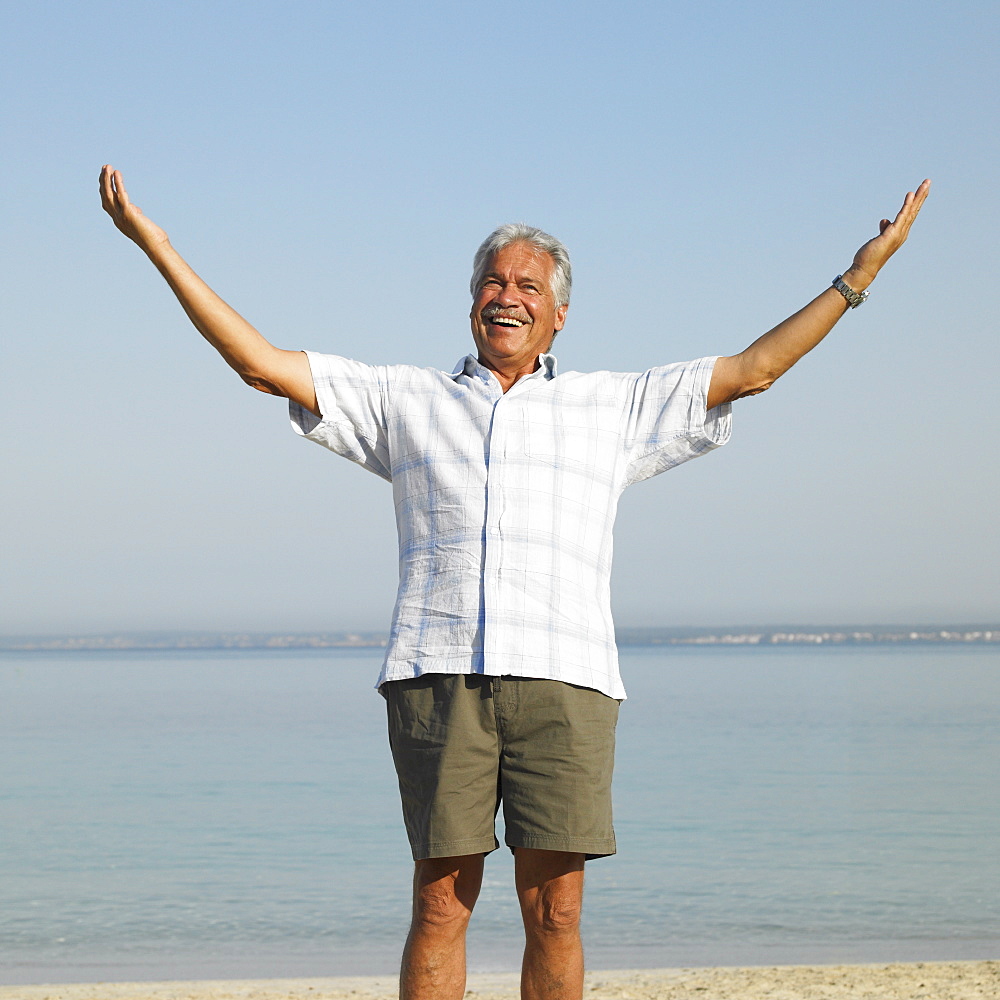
[706,179,930,410]
[99,165,318,415]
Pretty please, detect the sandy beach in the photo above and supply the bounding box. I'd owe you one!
[3,962,997,1000]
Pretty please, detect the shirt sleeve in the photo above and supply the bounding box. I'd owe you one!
[622,356,732,486]
[288,351,392,482]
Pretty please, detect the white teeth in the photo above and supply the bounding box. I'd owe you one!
[490,316,524,326]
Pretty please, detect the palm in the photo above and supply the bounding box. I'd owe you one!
[99,165,168,249]
[852,179,930,281]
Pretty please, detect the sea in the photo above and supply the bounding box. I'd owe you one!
[1,644,998,985]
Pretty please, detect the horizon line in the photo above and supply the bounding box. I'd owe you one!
[3,622,998,652]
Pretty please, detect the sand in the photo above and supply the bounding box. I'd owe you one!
[2,962,997,1000]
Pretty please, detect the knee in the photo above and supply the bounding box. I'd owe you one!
[412,882,475,933]
[523,890,582,937]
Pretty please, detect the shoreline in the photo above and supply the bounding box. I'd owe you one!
[3,962,998,1000]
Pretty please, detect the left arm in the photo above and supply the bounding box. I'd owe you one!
[707,179,931,410]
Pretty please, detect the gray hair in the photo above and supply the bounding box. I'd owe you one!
[470,223,572,307]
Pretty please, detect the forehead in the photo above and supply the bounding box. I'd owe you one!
[484,242,556,286]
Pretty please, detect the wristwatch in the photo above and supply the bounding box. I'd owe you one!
[832,274,869,308]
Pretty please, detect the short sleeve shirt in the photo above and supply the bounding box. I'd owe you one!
[290,352,732,699]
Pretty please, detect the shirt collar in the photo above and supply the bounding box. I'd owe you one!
[452,352,559,382]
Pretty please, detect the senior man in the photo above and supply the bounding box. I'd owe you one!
[100,166,929,1000]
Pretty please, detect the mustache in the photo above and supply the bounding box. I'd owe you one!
[482,305,530,323]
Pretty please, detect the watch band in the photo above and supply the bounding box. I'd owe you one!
[832,274,869,308]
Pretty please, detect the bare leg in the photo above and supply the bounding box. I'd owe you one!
[515,849,586,1000]
[400,853,485,1000]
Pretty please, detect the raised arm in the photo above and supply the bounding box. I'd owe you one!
[707,179,931,410]
[99,165,318,415]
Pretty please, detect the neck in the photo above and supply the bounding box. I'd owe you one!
[477,353,542,393]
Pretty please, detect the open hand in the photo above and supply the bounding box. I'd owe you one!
[99,165,169,252]
[851,179,931,282]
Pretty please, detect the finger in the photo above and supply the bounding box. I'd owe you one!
[99,164,115,211]
[879,219,891,234]
[896,178,931,225]
[112,169,131,209]
[912,177,931,210]
[888,191,919,234]
[896,189,915,220]
[903,179,930,222]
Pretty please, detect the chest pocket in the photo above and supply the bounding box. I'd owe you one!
[518,393,622,473]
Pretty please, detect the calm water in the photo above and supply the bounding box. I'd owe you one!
[1,645,998,984]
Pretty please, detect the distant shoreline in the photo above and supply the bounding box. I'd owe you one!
[2,624,998,652]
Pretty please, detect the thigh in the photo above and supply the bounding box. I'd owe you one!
[499,678,619,859]
[385,674,501,860]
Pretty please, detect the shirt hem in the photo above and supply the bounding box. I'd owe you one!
[377,662,626,701]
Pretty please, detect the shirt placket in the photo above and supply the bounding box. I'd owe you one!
[482,386,508,672]
[481,370,538,673]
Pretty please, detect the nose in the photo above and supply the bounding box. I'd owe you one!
[496,281,520,307]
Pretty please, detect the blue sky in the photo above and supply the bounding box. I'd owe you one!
[2,0,997,633]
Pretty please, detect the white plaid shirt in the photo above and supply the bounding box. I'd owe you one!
[290,351,731,699]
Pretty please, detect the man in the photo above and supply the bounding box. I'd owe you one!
[99,166,930,1000]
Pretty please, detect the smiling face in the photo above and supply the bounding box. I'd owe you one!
[469,242,568,374]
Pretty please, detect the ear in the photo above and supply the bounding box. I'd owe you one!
[553,303,568,332]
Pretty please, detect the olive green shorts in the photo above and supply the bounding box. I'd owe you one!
[383,673,619,861]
